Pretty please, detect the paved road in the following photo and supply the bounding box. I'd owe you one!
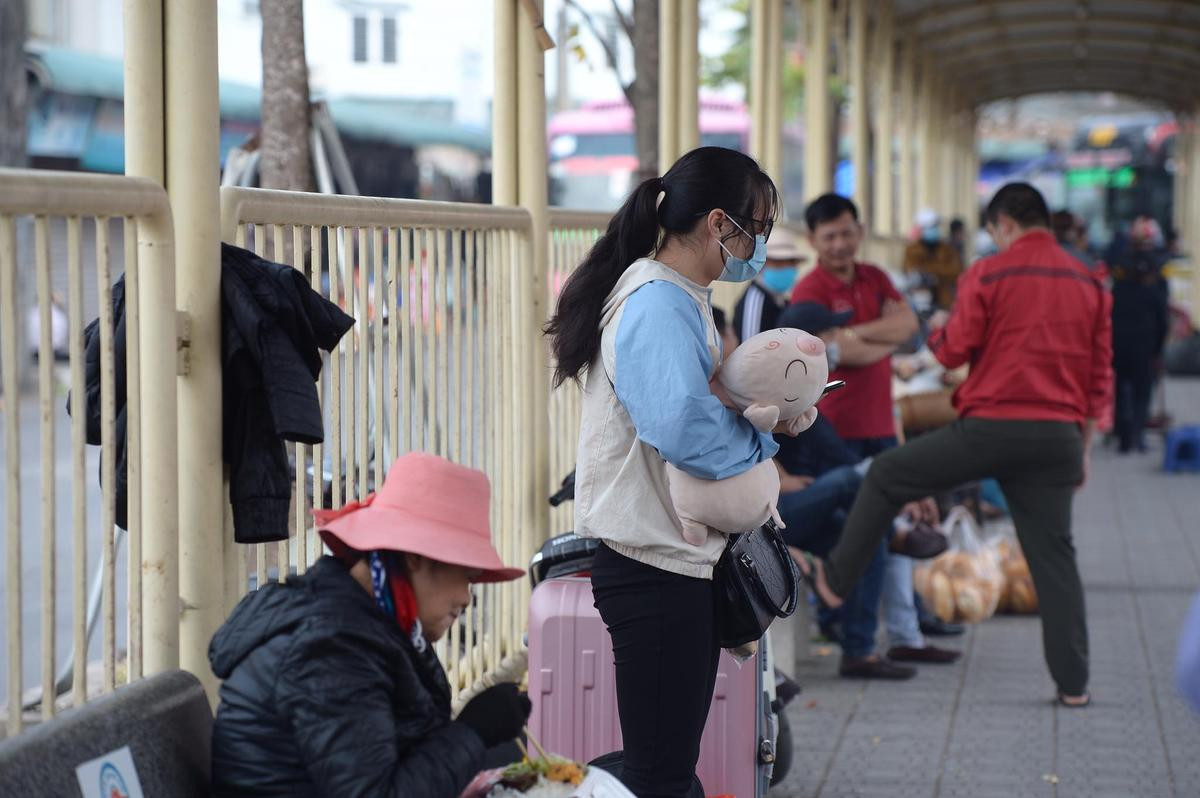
[777,378,1200,798]
[0,395,127,708]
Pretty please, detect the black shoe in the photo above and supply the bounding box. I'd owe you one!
[838,656,916,680]
[887,645,961,664]
[919,617,966,637]
[891,523,949,560]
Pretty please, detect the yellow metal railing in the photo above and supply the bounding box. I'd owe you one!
[0,169,178,734]
[545,209,609,534]
[219,187,541,702]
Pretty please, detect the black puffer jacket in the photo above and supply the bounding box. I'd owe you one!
[208,557,486,797]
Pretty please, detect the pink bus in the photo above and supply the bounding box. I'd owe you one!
[548,97,751,210]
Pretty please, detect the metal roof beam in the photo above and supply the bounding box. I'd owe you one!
[969,77,1193,110]
[914,12,1200,47]
[898,0,1184,30]
[935,35,1200,69]
[952,57,1200,87]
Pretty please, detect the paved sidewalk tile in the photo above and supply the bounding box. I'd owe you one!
[773,379,1200,798]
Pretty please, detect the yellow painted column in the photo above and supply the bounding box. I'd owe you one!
[493,0,518,205]
[764,0,784,182]
[848,0,868,209]
[122,0,178,677]
[803,0,832,199]
[678,0,700,156]
[750,0,768,164]
[516,0,550,545]
[872,6,894,236]
[658,0,699,172]
[916,53,935,212]
[1190,117,1200,325]
[963,109,978,243]
[659,0,679,173]
[1182,117,1194,263]
[943,89,961,218]
[166,0,222,703]
[897,30,916,237]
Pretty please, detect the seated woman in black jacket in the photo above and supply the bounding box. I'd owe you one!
[208,452,530,797]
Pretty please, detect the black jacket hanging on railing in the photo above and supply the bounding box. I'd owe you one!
[220,243,354,542]
[74,244,353,543]
[77,276,131,529]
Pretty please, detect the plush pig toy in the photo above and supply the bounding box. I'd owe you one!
[667,327,829,545]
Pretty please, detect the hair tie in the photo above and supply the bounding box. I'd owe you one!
[655,177,667,210]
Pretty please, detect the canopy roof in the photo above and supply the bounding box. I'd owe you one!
[894,0,1200,109]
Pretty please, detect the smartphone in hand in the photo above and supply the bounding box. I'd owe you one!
[819,380,846,401]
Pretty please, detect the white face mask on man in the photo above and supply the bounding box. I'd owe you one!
[825,339,841,371]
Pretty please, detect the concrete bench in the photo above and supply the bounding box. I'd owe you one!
[0,670,212,797]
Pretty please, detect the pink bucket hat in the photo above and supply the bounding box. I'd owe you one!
[314,452,524,583]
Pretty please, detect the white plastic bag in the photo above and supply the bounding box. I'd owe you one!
[913,507,1004,624]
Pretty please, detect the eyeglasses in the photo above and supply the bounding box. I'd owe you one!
[696,211,775,242]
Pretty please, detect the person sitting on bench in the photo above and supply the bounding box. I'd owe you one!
[208,452,530,797]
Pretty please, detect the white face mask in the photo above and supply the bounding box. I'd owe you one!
[826,340,841,371]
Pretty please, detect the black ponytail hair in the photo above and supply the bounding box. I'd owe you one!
[545,146,778,387]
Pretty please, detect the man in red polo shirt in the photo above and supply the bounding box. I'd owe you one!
[810,183,1112,707]
[789,194,957,679]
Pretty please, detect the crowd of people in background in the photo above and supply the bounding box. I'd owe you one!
[726,181,1176,690]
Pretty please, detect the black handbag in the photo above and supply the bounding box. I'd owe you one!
[713,520,802,648]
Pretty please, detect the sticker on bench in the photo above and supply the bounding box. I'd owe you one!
[75,745,146,798]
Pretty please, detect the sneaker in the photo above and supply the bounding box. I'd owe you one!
[838,655,916,680]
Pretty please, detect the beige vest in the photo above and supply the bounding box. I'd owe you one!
[573,258,727,579]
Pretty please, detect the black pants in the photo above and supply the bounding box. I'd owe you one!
[825,419,1089,695]
[591,543,720,798]
[1114,364,1155,452]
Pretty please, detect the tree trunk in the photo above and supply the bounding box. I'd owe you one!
[0,0,27,168]
[260,0,313,192]
[631,0,659,181]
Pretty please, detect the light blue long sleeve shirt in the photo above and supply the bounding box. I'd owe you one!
[613,281,778,480]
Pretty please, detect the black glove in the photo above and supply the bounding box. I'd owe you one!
[455,683,532,748]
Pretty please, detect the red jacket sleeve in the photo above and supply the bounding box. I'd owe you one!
[1089,288,1114,423]
[928,267,987,370]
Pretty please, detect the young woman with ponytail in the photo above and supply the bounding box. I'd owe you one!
[545,147,785,797]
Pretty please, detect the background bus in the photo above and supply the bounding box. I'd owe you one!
[548,97,751,211]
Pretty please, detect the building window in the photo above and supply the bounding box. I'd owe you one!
[353,15,369,63]
[382,15,398,63]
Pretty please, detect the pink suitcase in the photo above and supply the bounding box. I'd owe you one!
[527,576,768,797]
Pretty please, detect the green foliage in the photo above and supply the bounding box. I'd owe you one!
[702,0,846,119]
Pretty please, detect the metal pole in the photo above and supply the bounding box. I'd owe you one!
[659,0,679,173]
[804,0,831,199]
[493,0,518,205]
[873,7,894,237]
[764,0,784,183]
[678,0,699,156]
[516,0,549,546]
[849,0,868,210]
[123,0,178,677]
[898,30,916,236]
[166,0,222,704]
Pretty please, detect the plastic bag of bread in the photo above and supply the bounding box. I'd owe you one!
[988,527,1039,614]
[914,507,1004,624]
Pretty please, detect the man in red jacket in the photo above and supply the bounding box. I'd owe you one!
[806,183,1112,707]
